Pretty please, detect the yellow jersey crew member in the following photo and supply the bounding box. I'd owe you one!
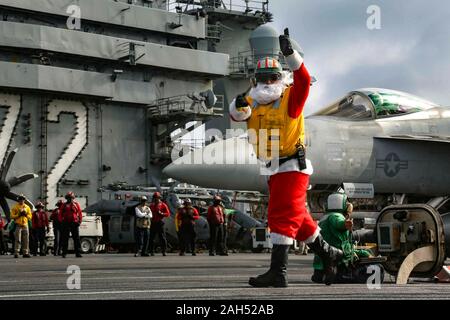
[230,28,343,287]
[10,194,32,258]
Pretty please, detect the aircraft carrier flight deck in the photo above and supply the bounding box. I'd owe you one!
[0,253,448,300]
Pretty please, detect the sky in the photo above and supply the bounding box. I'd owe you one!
[268,0,450,115]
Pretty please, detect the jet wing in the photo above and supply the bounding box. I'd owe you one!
[375,135,450,144]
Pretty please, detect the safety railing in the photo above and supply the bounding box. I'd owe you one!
[149,95,223,117]
[207,23,222,40]
[167,0,269,14]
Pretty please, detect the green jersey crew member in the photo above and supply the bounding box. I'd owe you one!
[312,193,385,284]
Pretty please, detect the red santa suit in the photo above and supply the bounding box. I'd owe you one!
[229,50,319,246]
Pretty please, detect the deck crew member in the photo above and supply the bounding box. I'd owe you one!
[0,214,6,255]
[10,195,32,258]
[176,199,199,256]
[207,196,227,256]
[149,192,170,256]
[50,200,64,256]
[230,28,343,287]
[60,192,83,258]
[31,202,49,256]
[312,193,384,284]
[135,196,152,257]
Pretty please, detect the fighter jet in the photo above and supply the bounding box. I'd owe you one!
[163,88,450,282]
[164,88,450,211]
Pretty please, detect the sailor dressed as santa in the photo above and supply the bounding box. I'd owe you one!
[230,29,343,287]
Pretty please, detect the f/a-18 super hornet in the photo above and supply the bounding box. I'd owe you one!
[163,88,450,283]
[164,88,450,207]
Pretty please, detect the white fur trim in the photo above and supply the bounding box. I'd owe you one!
[281,71,294,87]
[285,50,303,71]
[266,158,314,176]
[304,227,320,244]
[229,98,251,122]
[271,232,294,245]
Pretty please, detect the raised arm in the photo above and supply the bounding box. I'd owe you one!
[286,51,311,119]
[279,28,311,119]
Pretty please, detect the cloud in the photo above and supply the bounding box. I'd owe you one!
[268,0,450,114]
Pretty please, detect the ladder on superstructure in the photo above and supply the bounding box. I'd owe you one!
[39,98,48,204]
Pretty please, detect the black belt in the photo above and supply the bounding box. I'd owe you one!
[266,146,307,170]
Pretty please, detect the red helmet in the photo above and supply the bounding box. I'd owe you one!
[55,199,64,207]
[35,202,44,209]
[65,191,75,199]
[153,192,161,199]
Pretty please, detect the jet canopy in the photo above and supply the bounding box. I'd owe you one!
[312,88,439,120]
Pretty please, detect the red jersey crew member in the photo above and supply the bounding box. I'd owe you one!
[207,195,226,256]
[31,202,49,256]
[50,200,64,256]
[149,192,170,256]
[176,199,199,256]
[230,29,343,287]
[60,192,83,258]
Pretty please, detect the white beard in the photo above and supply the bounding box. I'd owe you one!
[249,81,285,105]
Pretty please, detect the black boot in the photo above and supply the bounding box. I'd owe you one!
[307,234,343,285]
[249,244,289,288]
[311,269,324,284]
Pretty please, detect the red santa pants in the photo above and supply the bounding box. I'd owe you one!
[267,171,318,243]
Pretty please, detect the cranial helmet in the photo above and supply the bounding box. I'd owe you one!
[254,57,282,83]
[153,192,161,199]
[326,193,349,213]
[35,202,44,209]
[65,191,75,199]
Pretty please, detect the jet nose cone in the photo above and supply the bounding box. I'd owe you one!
[163,161,189,182]
[162,137,268,192]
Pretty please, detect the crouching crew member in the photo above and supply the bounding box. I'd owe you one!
[149,192,170,256]
[311,193,384,284]
[176,199,199,256]
[60,192,83,258]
